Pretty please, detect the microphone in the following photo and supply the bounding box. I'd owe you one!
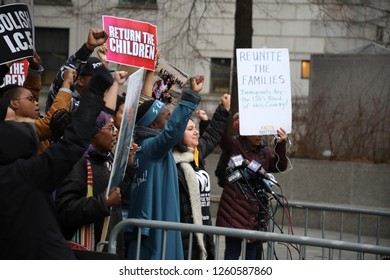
[226,169,242,184]
[245,159,281,203]
[225,154,250,199]
[227,154,244,168]
[225,158,250,174]
[226,156,250,184]
[246,159,272,180]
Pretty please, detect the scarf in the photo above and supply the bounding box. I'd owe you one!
[173,148,207,260]
[133,125,161,144]
[69,145,96,250]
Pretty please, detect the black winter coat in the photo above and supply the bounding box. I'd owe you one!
[176,104,229,260]
[0,90,105,259]
[55,149,125,258]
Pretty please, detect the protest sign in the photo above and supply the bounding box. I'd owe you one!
[1,59,28,86]
[151,58,189,105]
[103,15,157,71]
[107,67,144,192]
[236,48,292,135]
[99,68,144,251]
[0,4,34,65]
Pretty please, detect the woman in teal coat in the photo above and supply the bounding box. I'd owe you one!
[126,87,202,260]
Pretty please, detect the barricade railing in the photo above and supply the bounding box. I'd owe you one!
[280,200,390,259]
[107,218,390,260]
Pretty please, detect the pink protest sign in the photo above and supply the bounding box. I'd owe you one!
[103,15,157,71]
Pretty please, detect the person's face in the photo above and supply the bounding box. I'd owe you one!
[182,119,199,149]
[245,135,263,147]
[114,103,124,130]
[10,88,40,119]
[76,75,92,94]
[91,118,118,152]
[151,106,171,129]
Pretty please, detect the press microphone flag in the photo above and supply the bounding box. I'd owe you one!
[226,154,249,184]
[228,154,244,168]
[246,159,282,203]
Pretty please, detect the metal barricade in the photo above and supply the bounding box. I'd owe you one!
[281,200,390,259]
[108,217,390,260]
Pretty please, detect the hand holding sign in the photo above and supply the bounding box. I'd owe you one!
[27,50,41,70]
[274,127,288,143]
[97,43,109,68]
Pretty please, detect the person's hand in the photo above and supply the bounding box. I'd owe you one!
[27,50,41,70]
[220,93,231,111]
[106,187,121,208]
[154,48,161,69]
[113,70,128,86]
[62,69,77,88]
[86,29,108,51]
[275,128,288,143]
[196,109,208,121]
[128,143,139,166]
[97,43,108,68]
[190,74,205,93]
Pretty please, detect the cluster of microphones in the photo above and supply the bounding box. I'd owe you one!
[225,154,282,204]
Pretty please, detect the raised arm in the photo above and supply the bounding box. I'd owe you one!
[34,69,75,141]
[46,28,108,112]
[104,70,128,111]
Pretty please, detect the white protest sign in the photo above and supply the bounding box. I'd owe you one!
[236,48,292,135]
[107,68,144,191]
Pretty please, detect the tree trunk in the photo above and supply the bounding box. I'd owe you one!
[230,0,253,127]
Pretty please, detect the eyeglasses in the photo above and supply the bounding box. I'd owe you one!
[102,125,116,132]
[14,95,36,103]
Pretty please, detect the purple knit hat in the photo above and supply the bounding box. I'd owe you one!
[93,111,111,135]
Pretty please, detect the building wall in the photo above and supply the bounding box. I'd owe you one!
[28,0,388,99]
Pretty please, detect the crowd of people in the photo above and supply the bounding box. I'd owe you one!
[0,28,289,260]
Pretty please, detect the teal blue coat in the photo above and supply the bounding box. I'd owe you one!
[127,92,201,260]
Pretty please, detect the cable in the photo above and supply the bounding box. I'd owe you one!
[274,137,294,174]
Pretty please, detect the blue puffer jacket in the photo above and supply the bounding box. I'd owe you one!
[126,90,201,260]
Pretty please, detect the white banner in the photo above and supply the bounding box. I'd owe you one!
[107,67,144,190]
[236,48,292,135]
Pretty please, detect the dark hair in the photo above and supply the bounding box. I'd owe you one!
[174,139,188,153]
[173,118,194,153]
[115,94,125,115]
[0,84,23,99]
[135,100,155,124]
